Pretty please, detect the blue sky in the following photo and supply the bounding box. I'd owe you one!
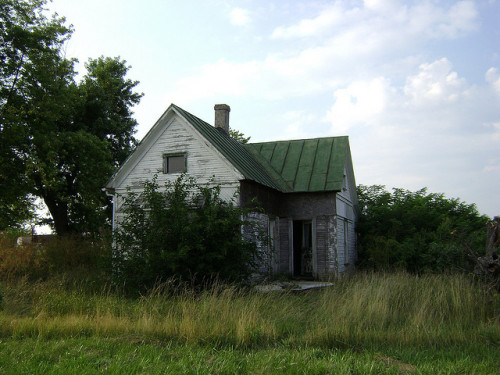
[47,0,500,218]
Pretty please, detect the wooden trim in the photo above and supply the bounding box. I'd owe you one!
[312,217,317,278]
[162,152,187,174]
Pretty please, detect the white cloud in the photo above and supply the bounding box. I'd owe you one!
[229,8,252,26]
[326,77,390,133]
[280,110,319,140]
[363,0,399,12]
[437,1,478,38]
[271,1,478,41]
[404,58,466,106]
[486,67,500,94]
[271,4,343,39]
[164,60,260,103]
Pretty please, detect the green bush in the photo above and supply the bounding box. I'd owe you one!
[113,175,263,292]
[357,185,489,272]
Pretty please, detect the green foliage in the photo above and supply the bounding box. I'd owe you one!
[0,0,70,230]
[357,185,489,272]
[113,176,262,292]
[229,128,251,144]
[0,0,142,234]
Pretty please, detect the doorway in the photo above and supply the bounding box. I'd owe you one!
[293,220,313,277]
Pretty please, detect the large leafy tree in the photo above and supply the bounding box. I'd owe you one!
[0,0,142,234]
[0,0,69,229]
[356,185,489,272]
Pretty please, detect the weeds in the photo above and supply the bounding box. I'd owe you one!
[0,234,111,283]
[0,272,498,349]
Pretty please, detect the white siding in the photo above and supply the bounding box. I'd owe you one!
[119,116,242,189]
[111,113,244,228]
[335,161,358,274]
[336,216,357,269]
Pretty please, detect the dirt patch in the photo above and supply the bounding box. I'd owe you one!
[374,353,416,374]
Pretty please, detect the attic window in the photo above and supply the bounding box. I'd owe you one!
[163,153,186,174]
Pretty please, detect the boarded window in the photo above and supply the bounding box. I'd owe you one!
[163,154,186,174]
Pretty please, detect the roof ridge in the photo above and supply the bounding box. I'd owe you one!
[249,135,348,145]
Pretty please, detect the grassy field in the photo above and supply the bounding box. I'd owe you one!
[0,272,499,373]
[0,337,497,374]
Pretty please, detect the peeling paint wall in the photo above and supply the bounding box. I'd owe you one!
[316,215,338,280]
[242,211,273,276]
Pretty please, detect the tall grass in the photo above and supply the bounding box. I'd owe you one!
[0,234,111,283]
[308,272,498,347]
[1,272,498,348]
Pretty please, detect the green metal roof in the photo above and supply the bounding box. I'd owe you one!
[245,137,349,193]
[173,104,348,193]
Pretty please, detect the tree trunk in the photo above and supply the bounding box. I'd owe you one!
[476,217,500,291]
[486,216,500,253]
[42,192,72,235]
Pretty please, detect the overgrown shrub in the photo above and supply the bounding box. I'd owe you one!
[357,185,489,272]
[113,175,263,292]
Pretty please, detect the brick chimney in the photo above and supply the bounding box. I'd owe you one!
[214,104,230,134]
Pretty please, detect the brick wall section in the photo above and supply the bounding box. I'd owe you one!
[279,192,336,218]
[240,181,336,218]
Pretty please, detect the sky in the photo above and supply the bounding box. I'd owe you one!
[47,0,500,218]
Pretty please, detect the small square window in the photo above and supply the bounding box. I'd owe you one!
[163,154,186,174]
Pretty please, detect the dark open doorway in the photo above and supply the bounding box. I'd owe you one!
[293,220,313,277]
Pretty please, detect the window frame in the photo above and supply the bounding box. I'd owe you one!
[163,152,187,174]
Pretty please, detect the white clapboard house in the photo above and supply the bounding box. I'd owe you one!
[105,104,359,279]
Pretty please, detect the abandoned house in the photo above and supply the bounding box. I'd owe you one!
[105,104,359,280]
